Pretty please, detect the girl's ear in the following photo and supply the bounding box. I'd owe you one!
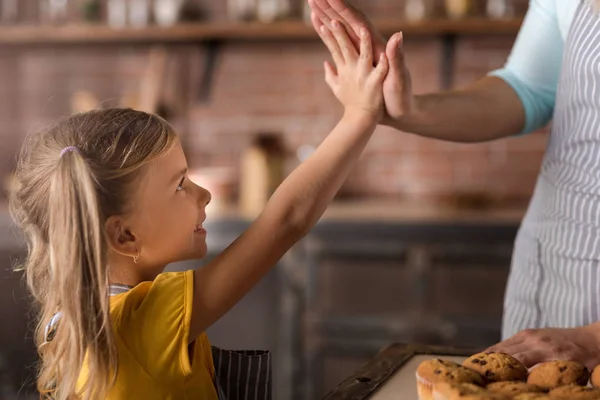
[105,216,139,258]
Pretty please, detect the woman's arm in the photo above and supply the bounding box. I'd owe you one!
[386,0,563,140]
[310,0,563,141]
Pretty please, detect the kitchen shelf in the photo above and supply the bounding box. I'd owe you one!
[0,18,523,45]
[0,17,523,105]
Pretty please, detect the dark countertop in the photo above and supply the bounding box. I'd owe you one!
[206,199,527,225]
[0,199,527,252]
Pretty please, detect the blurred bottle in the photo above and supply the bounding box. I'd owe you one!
[188,167,235,212]
[80,0,101,22]
[404,0,430,21]
[107,0,126,27]
[256,0,292,22]
[302,0,310,23]
[39,0,69,24]
[153,0,185,26]
[445,0,471,19]
[0,0,19,24]
[239,134,286,217]
[129,0,150,27]
[486,0,513,19]
[227,0,256,21]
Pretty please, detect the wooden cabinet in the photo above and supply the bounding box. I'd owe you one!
[291,221,518,399]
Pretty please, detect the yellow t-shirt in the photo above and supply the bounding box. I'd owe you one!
[77,270,218,399]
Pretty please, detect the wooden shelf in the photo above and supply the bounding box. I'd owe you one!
[0,18,523,45]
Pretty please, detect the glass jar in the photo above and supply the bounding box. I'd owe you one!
[256,0,291,22]
[0,0,19,24]
[404,0,430,21]
[107,0,127,27]
[445,0,471,19]
[39,0,69,24]
[227,0,256,21]
[129,0,150,27]
[486,0,514,19]
[153,0,184,26]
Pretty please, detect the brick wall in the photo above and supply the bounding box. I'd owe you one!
[0,0,545,203]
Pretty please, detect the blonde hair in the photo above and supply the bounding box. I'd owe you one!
[9,108,177,399]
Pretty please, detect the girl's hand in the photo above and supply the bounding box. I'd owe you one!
[309,1,413,124]
[318,20,389,121]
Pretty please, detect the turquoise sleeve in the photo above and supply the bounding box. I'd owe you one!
[488,0,564,134]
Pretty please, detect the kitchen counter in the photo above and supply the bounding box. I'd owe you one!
[0,198,527,255]
[314,199,525,225]
[206,199,527,225]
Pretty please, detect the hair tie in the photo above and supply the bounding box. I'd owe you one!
[43,311,62,343]
[60,146,80,157]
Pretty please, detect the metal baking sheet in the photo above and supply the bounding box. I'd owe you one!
[323,343,477,400]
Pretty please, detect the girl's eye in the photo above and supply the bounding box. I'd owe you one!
[176,177,185,191]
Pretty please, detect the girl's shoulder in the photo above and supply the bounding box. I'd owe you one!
[111,270,194,326]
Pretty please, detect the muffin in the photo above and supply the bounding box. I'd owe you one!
[548,384,600,399]
[446,395,509,400]
[432,382,509,400]
[591,364,600,388]
[462,352,528,383]
[513,394,553,400]
[527,360,589,390]
[432,382,487,400]
[486,381,545,396]
[416,359,485,400]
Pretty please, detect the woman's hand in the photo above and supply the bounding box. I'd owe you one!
[486,323,600,370]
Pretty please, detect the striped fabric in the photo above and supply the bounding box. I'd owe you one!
[502,0,600,338]
[211,348,272,400]
[108,285,272,400]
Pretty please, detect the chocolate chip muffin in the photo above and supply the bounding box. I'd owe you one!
[513,394,553,400]
[416,359,485,400]
[486,381,545,396]
[548,384,600,399]
[462,352,528,383]
[432,382,487,400]
[438,393,511,400]
[527,360,589,390]
[591,364,600,388]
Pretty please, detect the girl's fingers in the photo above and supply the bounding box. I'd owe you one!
[331,20,358,62]
[318,25,344,67]
[372,53,389,82]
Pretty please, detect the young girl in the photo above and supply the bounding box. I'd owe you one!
[9,22,388,400]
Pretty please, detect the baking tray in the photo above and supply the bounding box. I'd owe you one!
[323,343,481,400]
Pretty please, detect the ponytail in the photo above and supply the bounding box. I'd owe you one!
[9,108,177,400]
[39,149,116,399]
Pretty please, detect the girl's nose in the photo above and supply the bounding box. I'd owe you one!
[199,185,211,206]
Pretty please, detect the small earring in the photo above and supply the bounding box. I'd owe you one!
[133,252,140,264]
